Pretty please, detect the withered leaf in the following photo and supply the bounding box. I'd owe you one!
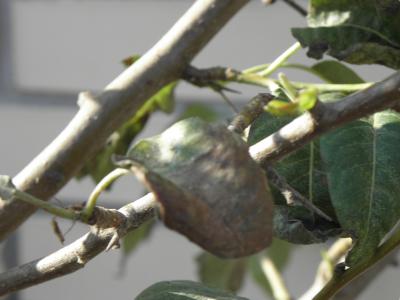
[118,118,273,258]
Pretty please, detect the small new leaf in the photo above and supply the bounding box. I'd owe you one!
[297,88,318,111]
[265,100,300,117]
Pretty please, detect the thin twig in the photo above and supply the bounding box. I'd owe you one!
[282,0,307,16]
[266,166,333,222]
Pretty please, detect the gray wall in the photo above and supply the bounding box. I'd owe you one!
[0,1,398,299]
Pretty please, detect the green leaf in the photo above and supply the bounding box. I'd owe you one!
[120,118,273,258]
[264,100,300,117]
[320,110,400,266]
[248,239,292,297]
[248,113,340,243]
[297,88,318,111]
[77,81,177,183]
[292,1,400,69]
[135,281,249,300]
[196,253,246,293]
[311,60,365,84]
[123,220,155,255]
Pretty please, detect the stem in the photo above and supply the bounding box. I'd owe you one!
[258,42,302,77]
[13,190,79,221]
[282,0,308,17]
[291,81,373,93]
[82,168,130,221]
[259,254,292,300]
[313,230,400,300]
[238,73,372,93]
[278,73,297,100]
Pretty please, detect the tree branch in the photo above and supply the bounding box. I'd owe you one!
[0,0,250,241]
[0,193,156,296]
[249,71,400,166]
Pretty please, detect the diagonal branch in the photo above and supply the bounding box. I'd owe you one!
[249,71,400,166]
[0,0,250,241]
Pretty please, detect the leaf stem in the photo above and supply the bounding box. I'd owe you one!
[313,230,400,299]
[13,189,79,221]
[82,168,130,222]
[258,42,302,77]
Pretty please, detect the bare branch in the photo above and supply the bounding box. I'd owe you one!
[0,193,157,296]
[249,71,400,166]
[0,0,250,241]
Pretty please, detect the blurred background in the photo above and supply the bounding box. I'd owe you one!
[0,0,397,299]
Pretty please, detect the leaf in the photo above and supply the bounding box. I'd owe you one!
[119,118,273,258]
[264,100,300,117]
[123,220,155,255]
[297,88,318,111]
[292,0,400,69]
[196,253,246,293]
[248,239,292,297]
[77,81,177,183]
[320,110,400,266]
[311,60,365,84]
[135,280,249,300]
[248,113,340,243]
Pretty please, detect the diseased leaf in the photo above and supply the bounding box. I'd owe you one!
[248,113,340,243]
[248,239,292,297]
[135,281,249,300]
[120,118,273,258]
[77,82,177,183]
[320,110,400,266]
[196,253,246,293]
[292,0,400,69]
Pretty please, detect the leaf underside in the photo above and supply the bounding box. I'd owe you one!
[292,0,400,69]
[320,110,400,266]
